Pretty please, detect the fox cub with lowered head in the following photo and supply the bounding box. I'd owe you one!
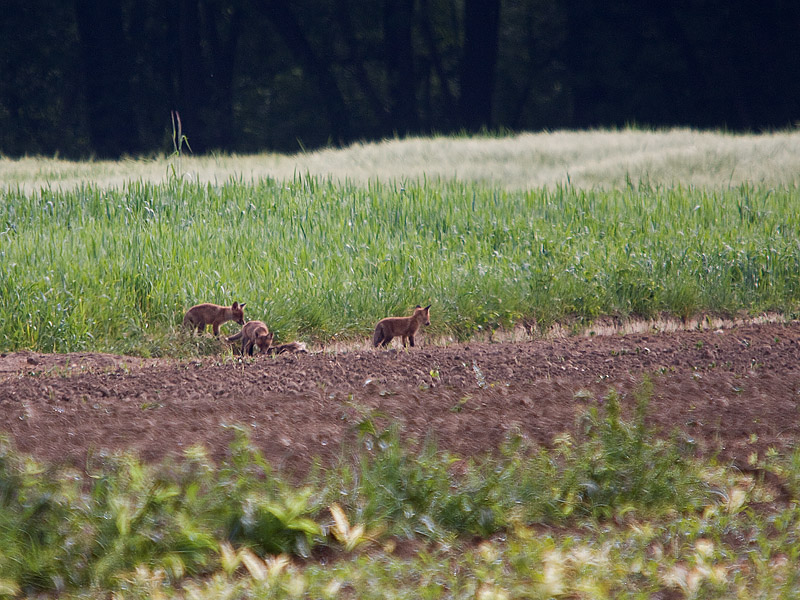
[227,320,274,356]
[183,302,246,336]
[373,304,431,348]
[267,341,309,355]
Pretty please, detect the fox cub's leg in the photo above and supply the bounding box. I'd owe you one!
[191,319,205,334]
[372,325,385,348]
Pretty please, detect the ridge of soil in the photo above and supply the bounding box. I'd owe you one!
[1,321,799,475]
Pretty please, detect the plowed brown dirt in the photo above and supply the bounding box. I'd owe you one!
[1,322,799,475]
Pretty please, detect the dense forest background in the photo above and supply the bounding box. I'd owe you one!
[1,0,798,158]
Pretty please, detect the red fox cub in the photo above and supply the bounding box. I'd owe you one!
[267,341,309,355]
[227,320,274,356]
[373,304,431,348]
[183,302,246,336]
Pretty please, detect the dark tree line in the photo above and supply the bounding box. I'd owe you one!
[1,0,798,158]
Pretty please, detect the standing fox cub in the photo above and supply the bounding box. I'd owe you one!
[183,302,246,336]
[373,304,431,348]
[227,320,274,355]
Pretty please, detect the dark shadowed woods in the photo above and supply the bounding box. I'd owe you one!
[1,0,798,158]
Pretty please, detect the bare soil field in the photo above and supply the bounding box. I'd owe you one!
[1,321,799,475]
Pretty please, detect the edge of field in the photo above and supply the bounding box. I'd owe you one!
[1,311,789,380]
[3,128,800,192]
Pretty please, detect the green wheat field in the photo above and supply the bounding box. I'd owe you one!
[2,129,800,356]
[2,129,800,598]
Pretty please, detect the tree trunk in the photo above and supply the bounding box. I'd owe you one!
[418,0,457,127]
[458,0,501,131]
[177,0,209,151]
[203,0,242,149]
[259,0,352,143]
[333,0,386,133]
[383,0,417,134]
[73,0,140,156]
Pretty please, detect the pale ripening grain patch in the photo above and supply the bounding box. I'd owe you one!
[2,128,800,192]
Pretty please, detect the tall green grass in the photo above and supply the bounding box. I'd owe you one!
[1,177,799,354]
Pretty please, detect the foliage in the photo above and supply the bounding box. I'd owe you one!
[219,429,324,557]
[81,454,218,586]
[0,434,324,593]
[333,379,707,541]
[0,441,73,592]
[2,0,798,157]
[1,387,800,597]
[552,376,706,518]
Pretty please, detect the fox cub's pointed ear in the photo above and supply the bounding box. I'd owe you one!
[232,302,239,309]
[424,304,431,310]
[415,304,422,309]
[239,303,246,309]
